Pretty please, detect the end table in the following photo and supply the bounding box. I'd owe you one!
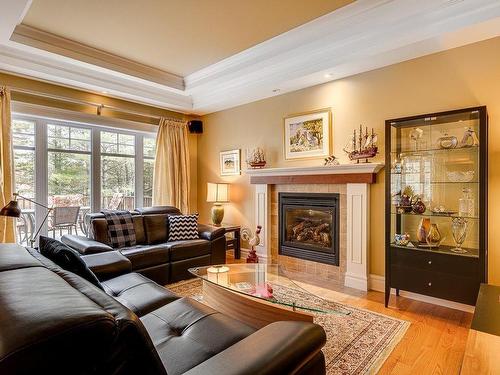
[207,223,241,259]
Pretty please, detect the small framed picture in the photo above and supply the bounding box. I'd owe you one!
[284,109,332,160]
[220,149,241,176]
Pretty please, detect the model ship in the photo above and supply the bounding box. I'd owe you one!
[343,125,378,163]
[246,147,266,168]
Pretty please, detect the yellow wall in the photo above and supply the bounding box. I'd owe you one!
[0,72,199,210]
[198,37,500,284]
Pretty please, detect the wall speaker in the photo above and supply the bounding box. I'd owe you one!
[188,120,203,134]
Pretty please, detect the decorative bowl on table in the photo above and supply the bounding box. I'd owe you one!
[394,233,411,246]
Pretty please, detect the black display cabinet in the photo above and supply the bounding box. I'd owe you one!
[385,106,488,307]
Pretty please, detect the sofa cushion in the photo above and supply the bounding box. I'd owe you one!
[141,297,254,375]
[90,216,145,245]
[102,273,178,316]
[120,244,170,270]
[39,236,103,290]
[143,214,169,244]
[167,239,211,262]
[101,210,137,249]
[168,214,199,241]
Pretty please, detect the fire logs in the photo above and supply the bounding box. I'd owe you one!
[288,221,331,247]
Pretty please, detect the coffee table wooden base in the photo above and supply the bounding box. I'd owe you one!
[202,280,314,329]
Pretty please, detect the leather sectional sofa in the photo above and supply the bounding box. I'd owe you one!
[0,244,327,374]
[62,206,226,284]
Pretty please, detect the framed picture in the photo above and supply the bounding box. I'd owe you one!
[284,109,332,160]
[220,149,241,176]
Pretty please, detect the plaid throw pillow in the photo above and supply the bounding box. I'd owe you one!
[101,210,137,248]
[168,214,199,241]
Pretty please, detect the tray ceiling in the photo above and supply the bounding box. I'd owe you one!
[1,0,500,115]
[22,0,353,76]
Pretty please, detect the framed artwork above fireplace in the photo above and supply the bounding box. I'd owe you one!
[283,108,332,160]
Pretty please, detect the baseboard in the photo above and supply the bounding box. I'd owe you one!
[344,273,368,291]
[369,274,475,313]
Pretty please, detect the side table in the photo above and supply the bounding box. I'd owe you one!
[206,223,241,259]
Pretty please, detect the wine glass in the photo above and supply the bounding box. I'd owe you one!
[451,217,468,253]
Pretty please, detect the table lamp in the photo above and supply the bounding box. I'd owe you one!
[0,193,52,247]
[206,183,229,226]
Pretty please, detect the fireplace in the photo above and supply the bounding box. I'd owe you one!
[279,193,340,266]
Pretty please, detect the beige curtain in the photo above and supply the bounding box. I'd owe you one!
[152,118,190,213]
[0,86,15,243]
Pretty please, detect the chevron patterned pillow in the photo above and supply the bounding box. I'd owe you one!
[167,213,199,241]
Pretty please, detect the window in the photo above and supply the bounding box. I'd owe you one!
[11,115,157,243]
[12,119,36,207]
[143,137,156,207]
[47,124,92,209]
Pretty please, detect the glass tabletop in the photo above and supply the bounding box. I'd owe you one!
[189,263,350,316]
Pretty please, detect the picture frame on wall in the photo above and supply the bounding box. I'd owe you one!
[220,149,241,176]
[283,108,332,160]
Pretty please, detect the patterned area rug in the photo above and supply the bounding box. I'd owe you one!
[168,279,409,375]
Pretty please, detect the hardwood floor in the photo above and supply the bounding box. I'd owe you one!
[227,251,473,374]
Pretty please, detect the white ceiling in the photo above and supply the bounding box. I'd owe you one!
[1,0,500,115]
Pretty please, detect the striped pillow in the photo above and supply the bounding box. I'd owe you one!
[167,214,199,241]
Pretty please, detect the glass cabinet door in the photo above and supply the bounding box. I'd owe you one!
[388,108,483,258]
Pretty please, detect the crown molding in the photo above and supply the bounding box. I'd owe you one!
[1,0,500,115]
[10,24,184,91]
[0,43,193,111]
[186,0,500,113]
[0,0,31,43]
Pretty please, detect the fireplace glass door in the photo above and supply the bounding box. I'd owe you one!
[279,193,339,265]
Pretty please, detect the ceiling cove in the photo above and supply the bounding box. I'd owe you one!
[1,0,500,114]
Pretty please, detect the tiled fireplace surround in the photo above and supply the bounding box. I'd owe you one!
[246,164,384,291]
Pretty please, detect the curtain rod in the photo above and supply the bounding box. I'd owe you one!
[9,86,186,123]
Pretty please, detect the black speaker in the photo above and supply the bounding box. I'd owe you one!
[188,120,203,134]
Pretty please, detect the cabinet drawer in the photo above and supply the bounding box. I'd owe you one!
[391,265,479,305]
[390,247,479,278]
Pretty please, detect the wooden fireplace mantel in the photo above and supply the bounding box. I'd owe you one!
[246,163,384,184]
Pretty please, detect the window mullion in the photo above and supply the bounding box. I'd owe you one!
[92,129,101,212]
[135,135,143,208]
[35,120,48,240]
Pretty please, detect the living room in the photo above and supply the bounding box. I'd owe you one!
[0,1,499,374]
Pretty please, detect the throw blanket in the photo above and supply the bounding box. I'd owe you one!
[101,210,137,248]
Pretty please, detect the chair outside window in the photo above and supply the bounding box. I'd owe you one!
[48,206,81,238]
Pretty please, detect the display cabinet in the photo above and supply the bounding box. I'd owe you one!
[385,107,488,307]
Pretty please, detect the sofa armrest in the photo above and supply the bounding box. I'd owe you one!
[198,224,226,241]
[184,321,326,375]
[61,234,113,255]
[81,251,132,281]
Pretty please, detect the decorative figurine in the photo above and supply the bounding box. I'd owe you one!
[246,148,266,168]
[343,125,378,163]
[241,225,262,263]
[459,127,479,147]
[323,155,340,166]
[411,196,426,214]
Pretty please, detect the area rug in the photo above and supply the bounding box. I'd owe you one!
[168,279,409,375]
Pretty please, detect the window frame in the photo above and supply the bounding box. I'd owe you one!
[11,114,157,237]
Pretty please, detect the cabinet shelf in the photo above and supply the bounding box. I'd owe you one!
[390,243,479,258]
[390,145,479,156]
[390,212,479,220]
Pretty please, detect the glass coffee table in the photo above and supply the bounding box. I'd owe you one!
[189,263,349,329]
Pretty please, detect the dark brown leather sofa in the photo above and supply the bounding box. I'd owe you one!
[62,206,226,284]
[0,244,327,374]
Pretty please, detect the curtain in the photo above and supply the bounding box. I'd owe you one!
[0,86,15,242]
[153,118,190,213]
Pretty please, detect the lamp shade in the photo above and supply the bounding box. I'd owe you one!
[0,200,21,218]
[207,183,229,203]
